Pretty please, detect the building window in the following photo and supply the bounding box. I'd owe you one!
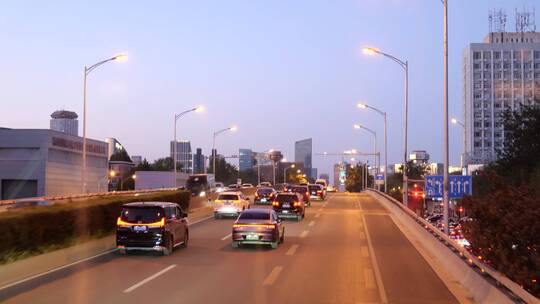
[473,52,481,60]
[494,52,501,59]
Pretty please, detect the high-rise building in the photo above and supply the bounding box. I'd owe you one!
[50,110,78,136]
[170,140,192,173]
[193,148,205,174]
[239,148,254,171]
[409,150,430,165]
[463,20,540,165]
[295,138,312,176]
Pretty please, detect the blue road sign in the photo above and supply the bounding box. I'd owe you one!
[375,174,384,180]
[425,175,472,199]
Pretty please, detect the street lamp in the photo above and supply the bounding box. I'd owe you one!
[173,106,204,187]
[283,164,295,183]
[82,53,127,193]
[212,126,237,179]
[357,102,388,192]
[363,46,409,205]
[353,123,378,189]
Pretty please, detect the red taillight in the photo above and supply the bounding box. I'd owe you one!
[233,224,276,229]
[317,190,322,193]
[293,201,301,207]
[272,201,280,206]
[117,217,165,228]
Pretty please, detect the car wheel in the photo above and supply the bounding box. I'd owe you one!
[117,248,127,255]
[232,241,240,248]
[163,236,173,256]
[280,228,285,243]
[297,214,303,221]
[214,213,220,219]
[181,230,188,248]
[270,241,278,249]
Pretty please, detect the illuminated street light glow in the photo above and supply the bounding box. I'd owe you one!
[357,103,367,109]
[362,47,378,56]
[353,124,361,129]
[114,54,128,62]
[195,105,205,113]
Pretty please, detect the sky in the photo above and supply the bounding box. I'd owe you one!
[0,0,537,179]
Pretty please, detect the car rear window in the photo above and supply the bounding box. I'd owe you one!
[218,194,239,200]
[239,212,270,220]
[275,194,297,203]
[291,187,307,193]
[257,188,273,194]
[121,207,163,223]
[308,185,321,191]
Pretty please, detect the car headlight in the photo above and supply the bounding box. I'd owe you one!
[199,191,206,197]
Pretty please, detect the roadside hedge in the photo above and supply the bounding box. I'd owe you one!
[0,190,190,263]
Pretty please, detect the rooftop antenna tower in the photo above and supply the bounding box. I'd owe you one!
[515,7,536,32]
[489,9,507,33]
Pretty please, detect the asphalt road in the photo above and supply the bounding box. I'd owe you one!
[0,193,458,304]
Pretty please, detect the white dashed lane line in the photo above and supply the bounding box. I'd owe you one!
[221,233,231,241]
[263,266,283,286]
[300,230,309,238]
[123,265,177,293]
[286,244,299,256]
[308,220,315,227]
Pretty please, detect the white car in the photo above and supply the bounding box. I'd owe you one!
[241,183,254,188]
[214,182,226,193]
[258,182,272,187]
[214,191,251,219]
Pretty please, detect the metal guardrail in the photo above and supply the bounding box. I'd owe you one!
[366,189,538,304]
[0,188,181,207]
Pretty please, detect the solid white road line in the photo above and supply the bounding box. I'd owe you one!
[362,215,388,304]
[0,249,116,292]
[221,233,231,241]
[308,220,315,227]
[263,266,283,286]
[300,230,309,238]
[364,269,376,289]
[123,264,177,293]
[286,244,299,256]
[314,213,320,218]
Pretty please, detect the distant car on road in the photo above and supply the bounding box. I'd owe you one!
[272,192,305,221]
[287,185,311,207]
[214,191,251,219]
[228,184,241,190]
[315,179,328,190]
[214,182,226,193]
[232,209,284,249]
[241,183,254,188]
[258,182,272,187]
[326,185,337,192]
[308,184,325,200]
[116,202,188,256]
[254,187,276,204]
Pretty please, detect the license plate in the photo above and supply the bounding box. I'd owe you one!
[133,226,147,232]
[224,201,231,205]
[261,198,267,202]
[246,234,258,240]
[283,203,290,208]
[312,192,316,194]
[282,210,289,213]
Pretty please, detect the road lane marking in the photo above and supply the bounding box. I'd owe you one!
[286,244,299,256]
[361,246,369,258]
[308,220,315,227]
[300,230,309,238]
[263,266,283,286]
[362,215,388,304]
[221,233,231,240]
[318,208,323,212]
[124,264,177,293]
[364,269,376,289]
[359,232,366,240]
[315,213,320,218]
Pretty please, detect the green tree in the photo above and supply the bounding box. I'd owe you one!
[209,158,239,185]
[345,164,372,192]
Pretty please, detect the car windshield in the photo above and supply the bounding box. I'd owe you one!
[257,188,273,194]
[218,194,239,200]
[120,207,163,224]
[186,176,207,188]
[239,212,270,220]
[308,185,321,191]
[275,195,297,203]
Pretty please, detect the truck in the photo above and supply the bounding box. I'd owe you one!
[186,174,215,197]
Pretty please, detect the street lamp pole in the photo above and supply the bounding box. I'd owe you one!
[212,126,237,180]
[443,0,450,235]
[357,103,388,192]
[174,106,204,188]
[81,54,127,193]
[452,118,465,168]
[353,124,378,188]
[363,47,408,204]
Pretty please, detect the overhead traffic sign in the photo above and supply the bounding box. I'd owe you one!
[375,174,384,185]
[425,175,472,199]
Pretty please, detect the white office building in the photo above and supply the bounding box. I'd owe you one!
[50,110,78,136]
[170,140,192,173]
[463,30,540,165]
